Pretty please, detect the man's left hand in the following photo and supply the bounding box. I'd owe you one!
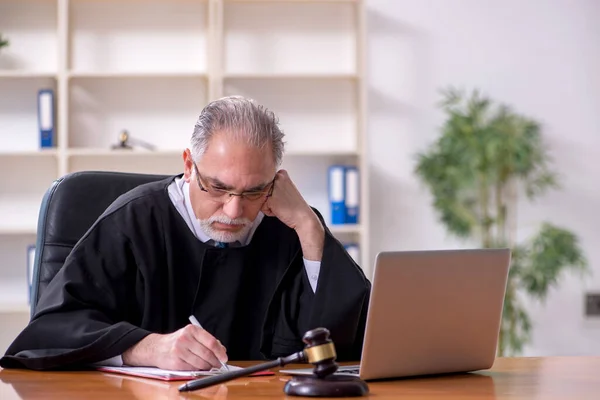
[261,169,325,261]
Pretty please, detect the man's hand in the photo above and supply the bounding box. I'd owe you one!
[261,169,325,261]
[122,324,228,371]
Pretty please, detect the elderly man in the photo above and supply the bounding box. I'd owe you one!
[0,96,371,371]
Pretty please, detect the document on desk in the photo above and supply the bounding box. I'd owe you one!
[96,364,274,381]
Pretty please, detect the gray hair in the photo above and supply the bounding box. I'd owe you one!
[190,96,285,167]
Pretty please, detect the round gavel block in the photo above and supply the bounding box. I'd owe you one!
[284,375,369,397]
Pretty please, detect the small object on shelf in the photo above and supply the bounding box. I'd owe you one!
[111,130,156,151]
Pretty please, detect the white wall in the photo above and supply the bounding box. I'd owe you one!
[366,0,600,356]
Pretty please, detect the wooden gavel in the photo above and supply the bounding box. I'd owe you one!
[178,327,369,397]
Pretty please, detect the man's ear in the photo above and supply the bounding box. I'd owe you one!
[183,149,194,182]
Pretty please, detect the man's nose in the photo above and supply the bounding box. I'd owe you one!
[222,195,244,220]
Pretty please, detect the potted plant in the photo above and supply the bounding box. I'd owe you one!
[0,34,8,51]
[414,87,589,356]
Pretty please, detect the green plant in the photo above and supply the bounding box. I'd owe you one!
[414,87,589,356]
[0,33,8,50]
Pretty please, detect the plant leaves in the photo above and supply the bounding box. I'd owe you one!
[518,223,589,301]
[0,34,8,49]
[415,87,590,356]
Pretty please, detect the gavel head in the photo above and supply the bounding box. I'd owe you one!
[302,327,339,379]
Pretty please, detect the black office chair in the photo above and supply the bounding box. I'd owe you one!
[29,171,171,318]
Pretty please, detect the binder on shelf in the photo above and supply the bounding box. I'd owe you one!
[344,243,360,264]
[344,166,360,224]
[328,165,346,225]
[26,245,36,304]
[38,89,55,148]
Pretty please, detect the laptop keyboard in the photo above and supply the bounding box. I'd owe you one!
[337,367,360,375]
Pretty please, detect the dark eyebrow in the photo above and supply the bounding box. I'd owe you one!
[205,177,234,190]
[246,182,270,192]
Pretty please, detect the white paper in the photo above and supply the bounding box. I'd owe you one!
[97,364,242,379]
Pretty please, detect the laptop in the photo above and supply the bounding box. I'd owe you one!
[281,248,511,381]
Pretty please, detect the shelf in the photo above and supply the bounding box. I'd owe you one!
[0,201,46,237]
[0,234,34,314]
[0,226,37,235]
[68,71,208,79]
[224,78,358,154]
[70,0,209,74]
[0,0,370,308]
[0,71,57,79]
[0,283,29,314]
[0,78,58,152]
[0,150,58,158]
[0,157,57,230]
[69,77,207,150]
[66,148,359,158]
[285,149,360,157]
[224,1,356,75]
[68,153,185,175]
[0,303,29,314]
[224,73,358,80]
[329,224,361,234]
[67,149,182,157]
[226,0,359,3]
[0,0,58,73]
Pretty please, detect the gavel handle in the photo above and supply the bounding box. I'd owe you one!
[178,352,305,392]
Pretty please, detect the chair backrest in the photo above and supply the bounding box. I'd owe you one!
[30,170,171,318]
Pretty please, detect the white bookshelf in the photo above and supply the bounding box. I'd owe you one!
[68,0,209,75]
[0,0,368,353]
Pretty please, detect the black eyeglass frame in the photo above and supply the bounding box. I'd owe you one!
[192,161,275,203]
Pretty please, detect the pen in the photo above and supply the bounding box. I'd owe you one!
[188,315,229,371]
[179,358,282,392]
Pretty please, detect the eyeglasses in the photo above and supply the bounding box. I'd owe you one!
[192,162,275,203]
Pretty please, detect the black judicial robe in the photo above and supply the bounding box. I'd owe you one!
[0,176,371,370]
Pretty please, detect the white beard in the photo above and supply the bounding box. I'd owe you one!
[198,214,252,243]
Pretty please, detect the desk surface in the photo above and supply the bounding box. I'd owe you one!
[1,357,599,399]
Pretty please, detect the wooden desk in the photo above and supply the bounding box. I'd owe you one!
[1,357,599,399]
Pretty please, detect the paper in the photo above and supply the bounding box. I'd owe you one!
[97,364,241,381]
[97,364,274,381]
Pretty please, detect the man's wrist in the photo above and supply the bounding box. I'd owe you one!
[122,333,158,366]
[295,211,325,261]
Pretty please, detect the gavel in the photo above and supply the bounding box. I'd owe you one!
[111,130,155,150]
[178,327,369,397]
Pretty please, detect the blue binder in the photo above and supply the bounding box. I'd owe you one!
[37,89,55,148]
[328,165,346,224]
[344,166,359,224]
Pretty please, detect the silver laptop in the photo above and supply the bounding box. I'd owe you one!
[281,248,511,380]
